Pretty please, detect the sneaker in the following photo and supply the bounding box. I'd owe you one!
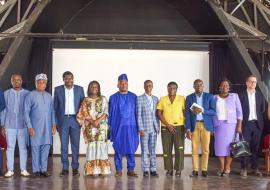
[175,170,181,177]
[166,170,173,177]
[4,171,14,178]
[21,170,30,177]
[240,169,247,177]
[252,169,262,177]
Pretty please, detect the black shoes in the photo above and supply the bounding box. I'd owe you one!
[202,171,208,177]
[59,169,69,177]
[72,169,80,177]
[166,170,173,177]
[40,171,52,177]
[31,172,41,178]
[32,171,51,178]
[143,171,159,177]
[150,171,159,177]
[189,170,199,177]
[143,172,149,177]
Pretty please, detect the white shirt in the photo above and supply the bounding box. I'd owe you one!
[145,93,154,111]
[64,86,75,115]
[247,90,257,120]
[216,96,227,120]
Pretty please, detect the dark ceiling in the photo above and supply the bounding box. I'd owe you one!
[32,0,227,35]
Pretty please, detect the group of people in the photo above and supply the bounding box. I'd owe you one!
[0,71,266,179]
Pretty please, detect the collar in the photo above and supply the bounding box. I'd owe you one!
[11,88,23,92]
[145,93,152,97]
[195,92,203,98]
[247,89,256,95]
[64,85,74,90]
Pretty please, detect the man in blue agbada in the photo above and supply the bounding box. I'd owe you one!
[24,73,57,177]
[109,74,139,177]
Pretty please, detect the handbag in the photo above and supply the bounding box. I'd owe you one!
[230,133,252,158]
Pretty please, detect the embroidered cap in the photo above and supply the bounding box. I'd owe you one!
[35,73,48,81]
[118,74,128,81]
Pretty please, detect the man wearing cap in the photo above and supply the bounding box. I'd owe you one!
[109,74,139,177]
[24,73,57,177]
[54,71,84,177]
[1,74,30,177]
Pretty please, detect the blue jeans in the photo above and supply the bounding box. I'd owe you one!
[6,128,28,171]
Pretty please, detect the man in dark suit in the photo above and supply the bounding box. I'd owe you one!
[238,75,265,177]
[54,71,85,177]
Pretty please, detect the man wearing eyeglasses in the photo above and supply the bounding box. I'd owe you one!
[185,79,216,177]
[238,75,265,177]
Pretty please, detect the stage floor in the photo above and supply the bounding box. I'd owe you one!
[0,156,270,190]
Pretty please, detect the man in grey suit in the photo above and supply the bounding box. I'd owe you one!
[136,80,160,177]
[54,71,85,177]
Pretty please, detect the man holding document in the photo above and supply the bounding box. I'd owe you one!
[185,79,216,177]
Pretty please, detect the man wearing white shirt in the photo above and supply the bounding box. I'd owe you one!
[136,80,160,177]
[238,75,265,177]
[54,71,85,177]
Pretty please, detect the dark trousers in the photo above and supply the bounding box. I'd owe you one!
[161,126,185,171]
[59,116,81,170]
[241,121,262,170]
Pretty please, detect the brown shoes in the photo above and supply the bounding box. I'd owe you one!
[127,171,138,177]
[115,171,122,177]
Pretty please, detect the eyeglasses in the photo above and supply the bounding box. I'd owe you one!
[248,80,257,84]
[194,84,204,87]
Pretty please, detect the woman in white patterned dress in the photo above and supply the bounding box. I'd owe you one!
[77,81,111,176]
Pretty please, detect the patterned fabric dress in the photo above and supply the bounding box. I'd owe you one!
[77,96,111,175]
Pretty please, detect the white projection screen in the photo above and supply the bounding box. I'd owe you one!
[52,48,209,155]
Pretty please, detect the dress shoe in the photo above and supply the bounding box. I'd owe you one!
[72,169,80,177]
[40,171,52,177]
[115,171,122,177]
[150,171,159,177]
[202,171,208,177]
[189,170,199,177]
[59,170,69,177]
[31,172,41,178]
[127,171,138,177]
[143,172,149,177]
